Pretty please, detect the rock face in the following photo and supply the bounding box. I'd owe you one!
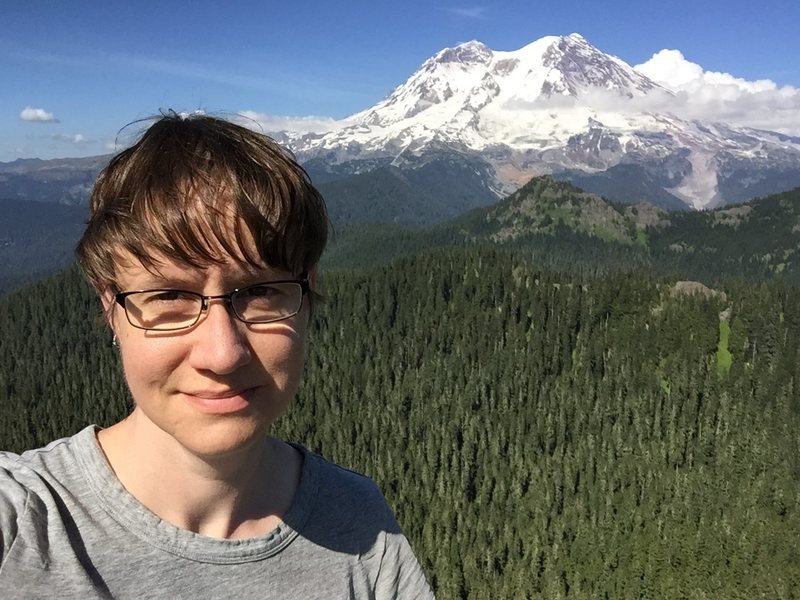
[671,281,726,301]
[288,34,800,210]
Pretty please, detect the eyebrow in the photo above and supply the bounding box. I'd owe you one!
[122,266,202,289]
[121,269,293,292]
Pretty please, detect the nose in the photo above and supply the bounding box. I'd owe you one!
[187,299,251,374]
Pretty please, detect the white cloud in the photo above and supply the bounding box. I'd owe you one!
[634,50,800,134]
[19,107,58,122]
[445,6,487,18]
[635,50,704,88]
[236,111,344,135]
[178,110,206,119]
[52,133,91,144]
[636,50,778,94]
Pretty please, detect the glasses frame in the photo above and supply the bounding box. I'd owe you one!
[114,273,309,332]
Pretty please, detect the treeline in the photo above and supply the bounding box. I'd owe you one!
[1,248,799,598]
[324,183,800,289]
[6,183,800,299]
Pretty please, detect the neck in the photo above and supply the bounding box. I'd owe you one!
[97,411,301,539]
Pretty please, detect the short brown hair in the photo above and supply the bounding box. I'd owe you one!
[76,111,328,292]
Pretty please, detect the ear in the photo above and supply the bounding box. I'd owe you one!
[308,267,318,289]
[99,287,118,330]
[100,288,114,311]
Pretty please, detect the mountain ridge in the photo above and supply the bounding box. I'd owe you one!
[3,36,800,215]
[323,176,800,286]
[4,173,800,294]
[288,34,800,211]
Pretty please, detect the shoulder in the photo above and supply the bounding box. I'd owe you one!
[0,434,73,510]
[0,433,81,564]
[0,451,31,537]
[305,450,389,512]
[296,447,396,530]
[0,427,97,527]
[0,427,107,568]
[289,447,399,555]
[290,448,434,597]
[1,427,95,487]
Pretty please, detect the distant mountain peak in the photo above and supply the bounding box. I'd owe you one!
[434,40,492,65]
[292,34,800,211]
[565,32,588,42]
[477,174,638,244]
[537,34,661,98]
[323,33,665,140]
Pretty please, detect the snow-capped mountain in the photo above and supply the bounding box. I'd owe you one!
[289,33,800,210]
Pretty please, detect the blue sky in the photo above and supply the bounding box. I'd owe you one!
[3,0,799,161]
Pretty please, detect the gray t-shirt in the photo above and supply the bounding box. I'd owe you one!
[0,427,434,599]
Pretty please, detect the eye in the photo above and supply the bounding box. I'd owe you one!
[242,284,283,299]
[145,290,197,304]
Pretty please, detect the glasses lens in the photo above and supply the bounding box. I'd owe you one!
[232,282,302,323]
[124,291,202,330]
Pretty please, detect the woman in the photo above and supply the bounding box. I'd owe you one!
[0,113,434,599]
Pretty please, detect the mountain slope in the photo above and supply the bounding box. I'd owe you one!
[291,34,800,211]
[554,164,691,211]
[325,177,800,286]
[317,151,497,224]
[0,155,107,205]
[4,36,800,218]
[454,175,639,244]
[0,198,87,293]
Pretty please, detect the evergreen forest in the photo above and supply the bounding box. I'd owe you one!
[323,180,800,288]
[1,244,798,598]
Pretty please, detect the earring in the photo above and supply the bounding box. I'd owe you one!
[112,334,118,348]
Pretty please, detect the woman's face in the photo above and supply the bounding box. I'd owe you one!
[105,253,310,458]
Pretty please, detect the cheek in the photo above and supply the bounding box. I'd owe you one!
[117,337,183,397]
[254,332,307,388]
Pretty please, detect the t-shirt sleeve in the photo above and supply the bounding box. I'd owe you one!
[374,507,435,599]
[0,462,29,569]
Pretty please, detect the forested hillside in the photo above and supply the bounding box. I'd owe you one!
[5,177,800,297]
[2,248,798,598]
[325,179,800,287]
[0,198,87,294]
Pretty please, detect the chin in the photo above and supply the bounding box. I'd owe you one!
[173,417,272,459]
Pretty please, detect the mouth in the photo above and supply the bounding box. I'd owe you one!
[188,388,251,400]
[180,387,257,414]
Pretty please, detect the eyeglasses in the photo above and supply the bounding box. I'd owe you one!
[114,274,309,331]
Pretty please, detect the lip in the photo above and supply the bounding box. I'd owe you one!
[180,387,257,414]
